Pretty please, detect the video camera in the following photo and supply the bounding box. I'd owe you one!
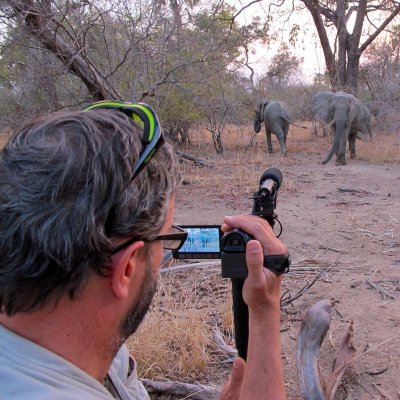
[173,167,290,277]
[172,167,290,360]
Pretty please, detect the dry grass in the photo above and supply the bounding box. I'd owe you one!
[183,122,399,170]
[357,136,400,164]
[128,271,234,383]
[129,303,211,380]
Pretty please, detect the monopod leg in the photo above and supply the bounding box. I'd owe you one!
[231,278,249,360]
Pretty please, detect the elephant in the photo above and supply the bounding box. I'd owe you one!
[311,91,371,165]
[253,100,290,156]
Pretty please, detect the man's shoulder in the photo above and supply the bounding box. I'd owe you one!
[0,324,113,399]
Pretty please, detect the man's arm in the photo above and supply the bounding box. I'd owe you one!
[221,215,286,400]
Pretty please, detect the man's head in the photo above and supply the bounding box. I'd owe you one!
[0,107,179,317]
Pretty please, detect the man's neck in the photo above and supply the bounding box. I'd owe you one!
[0,285,122,382]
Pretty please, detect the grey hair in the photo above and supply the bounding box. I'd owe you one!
[0,109,179,315]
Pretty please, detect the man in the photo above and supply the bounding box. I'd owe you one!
[0,102,287,399]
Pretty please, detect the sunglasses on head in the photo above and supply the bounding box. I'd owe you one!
[83,100,184,255]
[83,100,164,180]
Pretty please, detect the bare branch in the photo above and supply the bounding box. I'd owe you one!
[359,3,400,53]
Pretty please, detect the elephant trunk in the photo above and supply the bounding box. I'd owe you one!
[321,120,343,165]
[254,115,262,133]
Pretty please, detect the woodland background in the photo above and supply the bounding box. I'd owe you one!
[1,1,400,150]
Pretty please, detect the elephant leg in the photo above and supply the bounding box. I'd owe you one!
[283,122,289,145]
[274,127,287,156]
[266,129,273,153]
[349,133,357,159]
[336,135,347,165]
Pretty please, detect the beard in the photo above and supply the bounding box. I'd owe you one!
[119,258,158,341]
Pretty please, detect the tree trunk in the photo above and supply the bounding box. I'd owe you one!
[301,0,400,96]
[211,130,224,154]
[346,52,361,94]
[11,0,122,101]
[336,0,347,88]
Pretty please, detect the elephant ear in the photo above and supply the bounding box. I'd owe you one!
[312,91,334,123]
[261,99,269,116]
[254,99,269,133]
[349,97,360,124]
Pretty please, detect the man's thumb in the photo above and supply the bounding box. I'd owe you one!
[246,240,264,277]
[229,357,245,388]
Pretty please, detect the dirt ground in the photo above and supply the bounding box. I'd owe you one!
[172,150,400,399]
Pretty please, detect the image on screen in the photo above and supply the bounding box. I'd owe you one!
[179,227,220,253]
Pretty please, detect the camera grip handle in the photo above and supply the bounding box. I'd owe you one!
[231,278,248,360]
[264,254,291,275]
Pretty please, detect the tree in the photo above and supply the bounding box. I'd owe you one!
[298,0,400,94]
[0,0,267,153]
[258,43,302,90]
[359,25,400,104]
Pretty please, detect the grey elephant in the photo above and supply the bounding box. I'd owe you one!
[253,100,290,156]
[311,91,370,165]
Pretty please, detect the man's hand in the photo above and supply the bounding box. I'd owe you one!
[221,214,287,256]
[221,214,287,399]
[220,358,246,400]
[221,215,287,313]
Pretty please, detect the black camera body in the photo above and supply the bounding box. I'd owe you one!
[220,229,252,279]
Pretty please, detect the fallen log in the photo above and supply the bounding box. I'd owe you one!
[212,328,238,359]
[325,322,356,399]
[176,151,209,167]
[142,379,221,399]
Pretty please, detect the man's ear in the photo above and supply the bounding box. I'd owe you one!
[110,241,145,299]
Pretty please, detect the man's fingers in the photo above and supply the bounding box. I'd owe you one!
[223,215,287,256]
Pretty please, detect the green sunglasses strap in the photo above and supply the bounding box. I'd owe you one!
[83,101,157,144]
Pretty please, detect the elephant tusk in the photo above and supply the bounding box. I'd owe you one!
[326,119,335,127]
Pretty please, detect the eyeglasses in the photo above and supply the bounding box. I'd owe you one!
[111,225,188,255]
[83,100,164,180]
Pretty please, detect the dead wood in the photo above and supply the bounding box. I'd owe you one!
[161,257,334,276]
[281,267,332,307]
[160,260,221,274]
[176,151,210,167]
[297,299,334,400]
[297,300,356,400]
[337,187,367,194]
[142,379,220,400]
[211,328,238,359]
[324,321,356,400]
[366,280,395,300]
[246,132,257,149]
[372,383,394,400]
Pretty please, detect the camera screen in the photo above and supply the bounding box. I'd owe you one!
[173,225,222,259]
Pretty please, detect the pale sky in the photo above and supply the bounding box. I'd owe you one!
[227,1,331,83]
